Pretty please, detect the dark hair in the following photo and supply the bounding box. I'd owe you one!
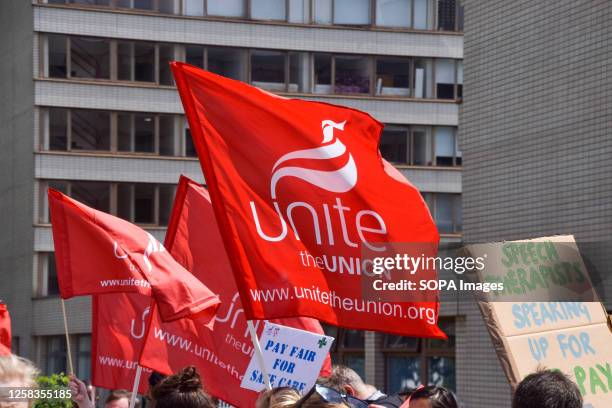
[106,389,140,408]
[410,386,457,408]
[148,371,167,389]
[150,366,215,408]
[512,369,582,408]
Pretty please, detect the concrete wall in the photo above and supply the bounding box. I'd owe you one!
[0,0,35,358]
[460,1,612,407]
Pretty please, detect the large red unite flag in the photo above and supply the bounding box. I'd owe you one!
[172,62,445,338]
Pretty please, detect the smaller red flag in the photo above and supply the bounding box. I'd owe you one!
[48,189,220,323]
[0,303,11,355]
[91,293,151,394]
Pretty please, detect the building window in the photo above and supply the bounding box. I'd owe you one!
[42,180,175,226]
[208,47,248,81]
[184,126,197,157]
[434,127,461,166]
[288,0,308,23]
[314,53,332,94]
[456,61,463,99]
[324,326,365,380]
[413,0,430,29]
[251,0,286,20]
[70,37,110,79]
[207,0,246,17]
[37,252,60,297]
[376,0,410,28]
[424,193,461,234]
[47,34,67,78]
[76,335,92,381]
[335,55,371,94]
[435,59,455,99]
[414,58,433,98]
[380,126,409,164]
[289,52,310,92]
[334,0,371,25]
[44,336,67,375]
[71,110,111,151]
[384,319,455,394]
[313,0,332,24]
[376,57,411,96]
[251,50,286,91]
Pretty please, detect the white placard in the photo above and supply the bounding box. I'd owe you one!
[240,322,334,393]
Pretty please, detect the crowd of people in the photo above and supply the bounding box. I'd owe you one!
[0,353,584,408]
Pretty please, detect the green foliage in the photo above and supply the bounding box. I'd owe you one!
[33,373,73,408]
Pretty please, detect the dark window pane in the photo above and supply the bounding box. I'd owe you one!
[134,184,155,224]
[159,115,174,156]
[185,128,197,157]
[158,0,174,13]
[47,253,60,296]
[134,114,155,153]
[118,42,132,81]
[457,4,464,31]
[76,335,92,381]
[159,184,175,226]
[343,329,364,348]
[45,336,67,375]
[376,58,410,96]
[251,50,286,91]
[70,37,110,79]
[186,46,204,69]
[117,184,133,221]
[435,194,454,234]
[208,47,246,81]
[437,0,456,31]
[335,56,370,94]
[387,356,421,393]
[159,44,174,85]
[49,108,68,151]
[71,181,110,213]
[117,113,132,152]
[314,54,331,93]
[380,129,408,164]
[134,43,155,82]
[428,357,456,391]
[133,0,153,10]
[70,109,111,151]
[48,34,67,78]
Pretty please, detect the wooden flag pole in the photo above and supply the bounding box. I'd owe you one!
[60,298,74,375]
[247,320,272,390]
[128,365,143,408]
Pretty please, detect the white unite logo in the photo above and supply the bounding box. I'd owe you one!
[113,232,166,272]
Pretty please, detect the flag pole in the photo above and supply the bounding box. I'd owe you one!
[129,365,143,408]
[60,298,74,375]
[247,320,272,390]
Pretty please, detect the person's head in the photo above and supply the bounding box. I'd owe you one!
[512,369,582,408]
[408,386,457,408]
[0,354,39,408]
[255,386,300,408]
[317,365,370,400]
[105,389,136,408]
[150,366,215,408]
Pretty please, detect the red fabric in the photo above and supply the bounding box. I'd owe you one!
[138,176,331,407]
[48,189,219,323]
[91,293,151,394]
[0,303,11,355]
[171,62,445,338]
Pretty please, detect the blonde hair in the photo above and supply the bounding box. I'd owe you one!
[0,354,39,408]
[255,387,301,408]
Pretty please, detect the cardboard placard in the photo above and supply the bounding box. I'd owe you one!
[240,322,334,394]
[464,235,612,408]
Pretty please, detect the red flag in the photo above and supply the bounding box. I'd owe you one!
[91,293,151,393]
[171,63,444,338]
[138,176,330,407]
[0,303,10,355]
[48,189,219,323]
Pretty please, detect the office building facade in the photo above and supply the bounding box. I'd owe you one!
[1,0,466,400]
